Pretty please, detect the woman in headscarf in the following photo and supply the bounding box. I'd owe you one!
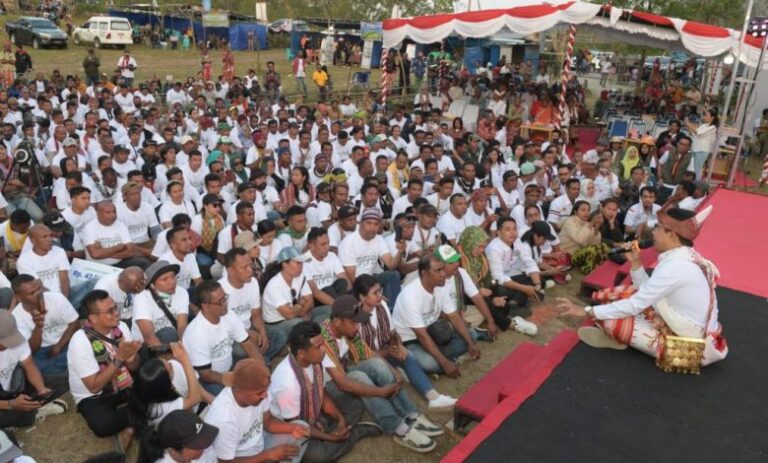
[619,146,642,182]
[456,226,513,331]
[578,178,601,212]
[559,200,609,273]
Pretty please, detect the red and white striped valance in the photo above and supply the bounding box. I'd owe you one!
[382,1,766,67]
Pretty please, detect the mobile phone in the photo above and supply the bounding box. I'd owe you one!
[394,224,403,242]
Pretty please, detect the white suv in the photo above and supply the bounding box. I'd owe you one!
[73,16,133,49]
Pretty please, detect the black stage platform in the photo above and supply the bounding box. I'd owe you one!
[466,287,768,463]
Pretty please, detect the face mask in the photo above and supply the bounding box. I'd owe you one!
[156,291,173,302]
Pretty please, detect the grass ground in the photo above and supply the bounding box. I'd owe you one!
[3,11,766,462]
[16,280,583,463]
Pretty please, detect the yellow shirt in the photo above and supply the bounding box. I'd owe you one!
[312,70,328,87]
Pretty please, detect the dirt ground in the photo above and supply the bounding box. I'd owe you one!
[14,279,583,463]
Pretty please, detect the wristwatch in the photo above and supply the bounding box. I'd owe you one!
[584,306,594,318]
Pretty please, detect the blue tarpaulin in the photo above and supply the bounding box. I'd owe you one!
[107,9,267,50]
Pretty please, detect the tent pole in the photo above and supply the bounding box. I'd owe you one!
[723,0,753,125]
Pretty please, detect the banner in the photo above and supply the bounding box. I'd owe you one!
[360,22,383,42]
[361,40,374,69]
[203,11,230,28]
[202,0,211,13]
[69,258,122,286]
[255,2,268,22]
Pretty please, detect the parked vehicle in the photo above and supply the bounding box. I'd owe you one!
[5,16,68,49]
[73,16,133,49]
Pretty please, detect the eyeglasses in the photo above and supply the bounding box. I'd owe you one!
[96,305,120,315]
[207,294,229,306]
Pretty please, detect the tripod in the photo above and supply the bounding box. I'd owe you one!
[0,140,50,213]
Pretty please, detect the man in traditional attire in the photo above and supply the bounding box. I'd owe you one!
[557,205,728,367]
[222,45,234,84]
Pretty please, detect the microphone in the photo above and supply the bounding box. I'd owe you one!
[607,239,653,257]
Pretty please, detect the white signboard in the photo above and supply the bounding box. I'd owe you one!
[69,258,122,286]
[361,41,373,70]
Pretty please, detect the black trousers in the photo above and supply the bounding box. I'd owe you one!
[493,274,536,316]
[77,389,131,437]
[314,279,350,306]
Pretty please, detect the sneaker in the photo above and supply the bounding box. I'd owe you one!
[35,398,68,422]
[393,427,436,453]
[512,316,538,336]
[428,394,457,411]
[350,421,383,442]
[410,414,444,437]
[578,326,628,350]
[544,279,556,289]
[455,353,471,366]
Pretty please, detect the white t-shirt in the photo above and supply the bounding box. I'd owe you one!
[159,250,201,290]
[62,207,97,237]
[436,212,469,243]
[12,292,78,348]
[131,288,189,342]
[338,232,390,276]
[306,201,332,228]
[268,355,328,421]
[94,273,134,320]
[434,268,479,314]
[116,202,159,244]
[410,225,440,252]
[183,313,248,373]
[391,279,442,343]
[67,321,132,403]
[326,223,356,249]
[302,253,344,290]
[81,220,133,266]
[625,203,661,229]
[16,246,70,295]
[547,194,574,226]
[261,274,312,323]
[205,388,272,460]
[158,201,197,225]
[0,341,31,390]
[219,277,261,330]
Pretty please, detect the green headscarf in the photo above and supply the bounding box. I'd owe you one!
[458,226,491,287]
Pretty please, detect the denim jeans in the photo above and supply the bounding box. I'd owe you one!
[405,331,472,374]
[33,345,69,378]
[303,382,365,463]
[295,76,307,96]
[375,271,401,309]
[266,306,331,344]
[692,150,709,181]
[262,419,309,463]
[386,352,433,397]
[346,357,417,434]
[231,327,287,364]
[7,194,45,221]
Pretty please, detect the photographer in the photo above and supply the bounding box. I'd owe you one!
[0,144,45,221]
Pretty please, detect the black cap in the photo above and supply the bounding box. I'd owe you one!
[113,144,128,153]
[157,410,219,450]
[338,205,359,219]
[202,193,223,206]
[143,139,158,147]
[42,210,67,231]
[331,295,370,322]
[237,182,255,194]
[524,220,556,241]
[419,204,438,216]
[145,260,180,288]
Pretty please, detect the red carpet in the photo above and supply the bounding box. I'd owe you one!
[695,188,768,298]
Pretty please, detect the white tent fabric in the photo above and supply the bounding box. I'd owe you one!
[383,1,766,67]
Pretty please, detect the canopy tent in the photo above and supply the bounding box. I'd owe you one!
[382,1,766,68]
